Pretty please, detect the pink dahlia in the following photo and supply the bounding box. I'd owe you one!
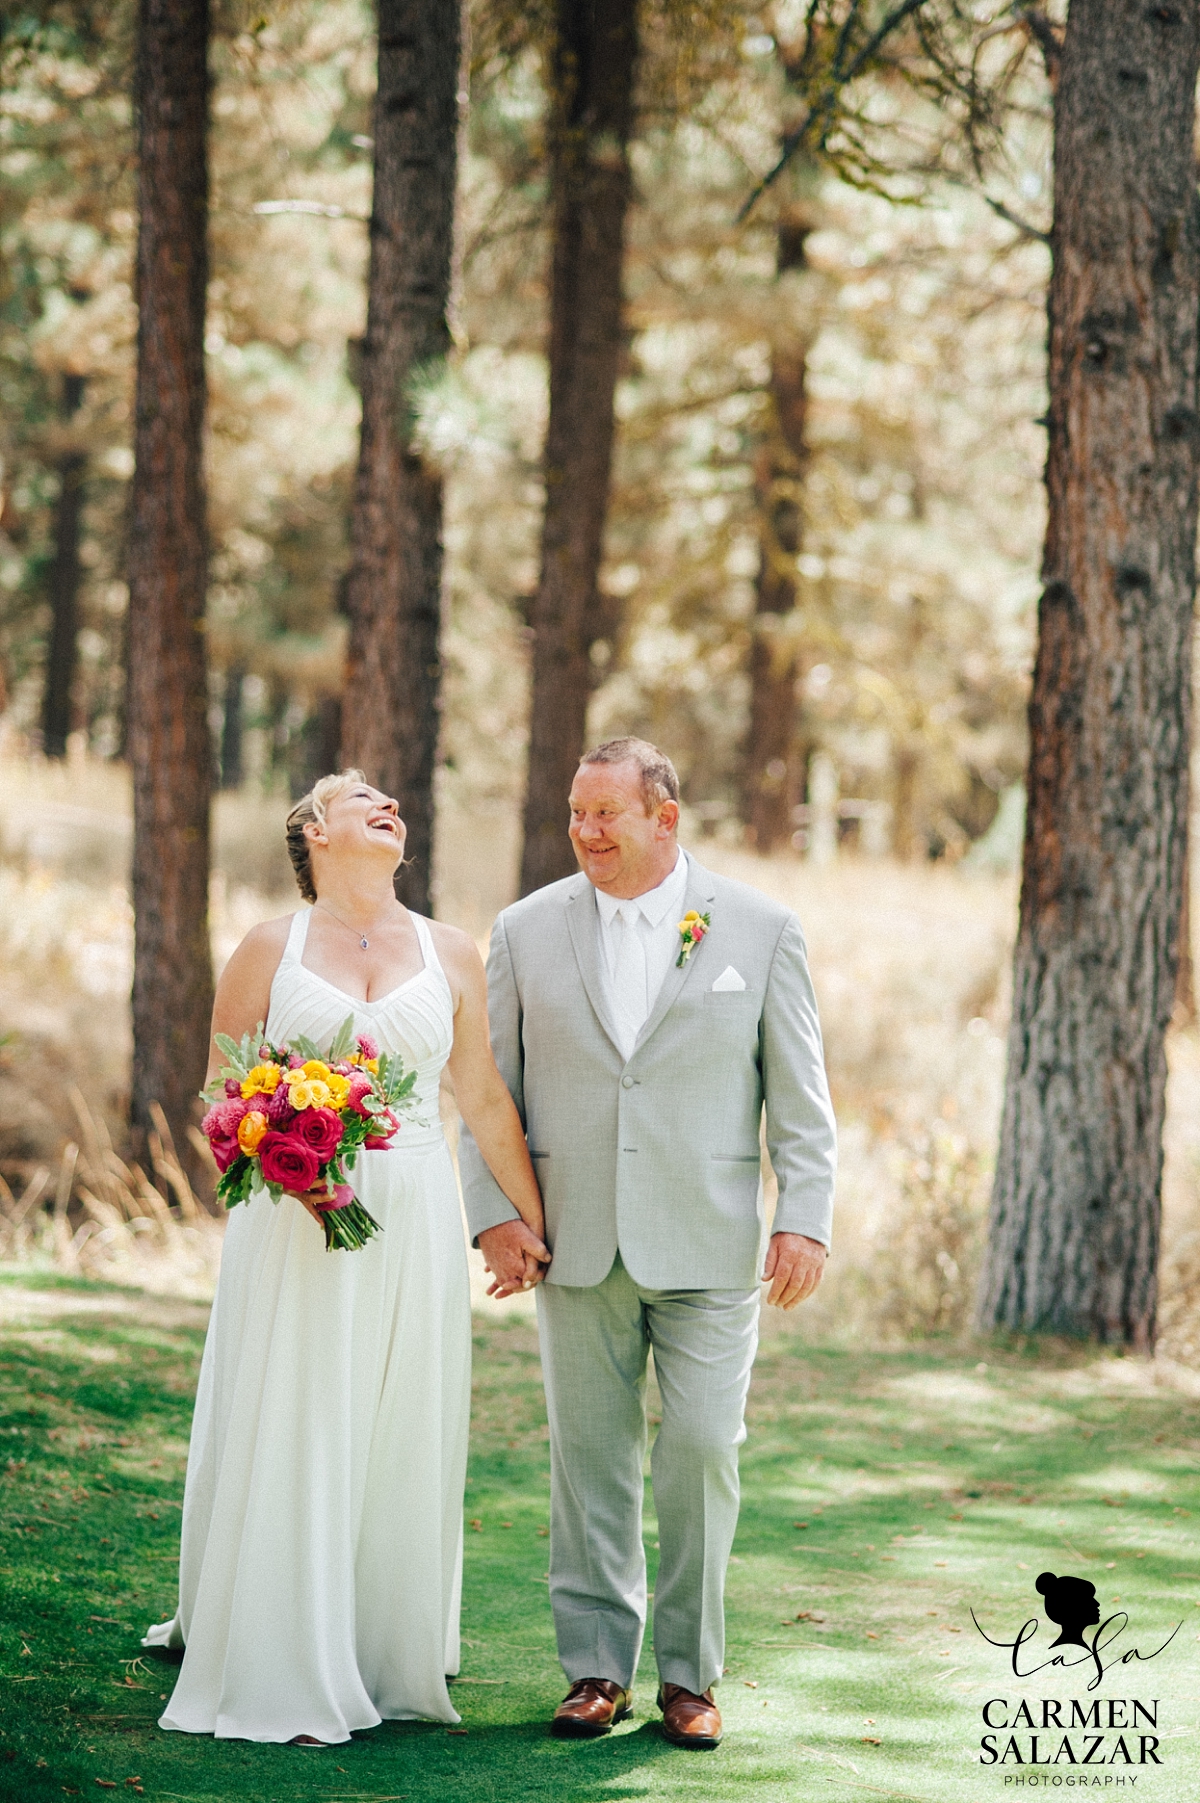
[345,1072,374,1118]
[202,1097,250,1140]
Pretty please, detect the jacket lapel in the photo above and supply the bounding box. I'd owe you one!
[632,853,716,1056]
[564,875,625,1057]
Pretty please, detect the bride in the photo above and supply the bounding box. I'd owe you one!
[144,770,550,1745]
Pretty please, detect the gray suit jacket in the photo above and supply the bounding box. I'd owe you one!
[458,851,837,1289]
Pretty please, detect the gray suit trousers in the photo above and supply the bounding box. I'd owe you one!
[537,1255,759,1695]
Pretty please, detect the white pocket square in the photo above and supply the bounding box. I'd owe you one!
[711,966,747,992]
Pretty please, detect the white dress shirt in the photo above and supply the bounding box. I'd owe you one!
[593,850,689,1060]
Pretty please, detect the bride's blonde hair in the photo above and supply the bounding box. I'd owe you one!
[285,769,368,903]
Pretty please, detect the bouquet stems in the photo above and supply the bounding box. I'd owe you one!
[320,1198,382,1252]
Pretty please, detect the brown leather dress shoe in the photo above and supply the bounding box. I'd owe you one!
[657,1682,722,1749]
[551,1677,633,1738]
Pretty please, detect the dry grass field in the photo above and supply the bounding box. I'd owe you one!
[0,752,1197,1358]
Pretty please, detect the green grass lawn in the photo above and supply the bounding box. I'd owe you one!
[1,1269,1199,1803]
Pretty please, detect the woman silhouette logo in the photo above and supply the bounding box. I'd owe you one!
[1036,1570,1101,1648]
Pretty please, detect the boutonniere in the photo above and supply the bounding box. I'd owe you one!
[676,910,711,969]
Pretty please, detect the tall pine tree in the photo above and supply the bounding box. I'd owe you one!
[980,0,1200,1345]
[342,0,461,914]
[518,0,640,895]
[127,0,214,1158]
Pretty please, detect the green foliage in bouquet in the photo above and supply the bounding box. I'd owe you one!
[199,1016,421,1250]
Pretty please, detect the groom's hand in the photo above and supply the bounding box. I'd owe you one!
[763,1232,827,1310]
[479,1220,552,1298]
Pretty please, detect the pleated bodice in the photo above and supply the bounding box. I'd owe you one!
[266,907,453,1147]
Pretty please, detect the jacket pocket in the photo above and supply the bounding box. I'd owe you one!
[711,1153,761,1163]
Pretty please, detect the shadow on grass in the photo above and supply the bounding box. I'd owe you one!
[3,1290,1199,1803]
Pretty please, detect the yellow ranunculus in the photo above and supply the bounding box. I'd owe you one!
[325,1072,351,1109]
[301,1059,332,1082]
[288,1079,331,1112]
[347,1053,380,1073]
[241,1063,282,1099]
[237,1110,269,1154]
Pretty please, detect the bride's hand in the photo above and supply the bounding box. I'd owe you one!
[286,1185,331,1228]
[479,1219,551,1298]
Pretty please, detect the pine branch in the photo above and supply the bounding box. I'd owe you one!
[736,0,931,221]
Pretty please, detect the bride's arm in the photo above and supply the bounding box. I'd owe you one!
[205,918,292,1081]
[205,918,326,1228]
[436,925,550,1288]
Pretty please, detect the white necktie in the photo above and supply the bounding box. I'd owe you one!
[611,904,647,1059]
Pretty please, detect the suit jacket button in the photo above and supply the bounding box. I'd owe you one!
[621,1075,635,1089]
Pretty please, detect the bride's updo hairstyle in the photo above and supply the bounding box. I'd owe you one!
[285,769,368,902]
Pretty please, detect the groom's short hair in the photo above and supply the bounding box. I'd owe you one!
[580,738,680,817]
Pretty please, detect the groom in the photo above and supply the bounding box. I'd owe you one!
[460,738,836,1748]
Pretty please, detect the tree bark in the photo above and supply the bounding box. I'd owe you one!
[743,251,811,851]
[42,383,86,760]
[518,0,639,896]
[219,662,245,789]
[341,0,460,915]
[979,0,1200,1346]
[1175,807,1195,1025]
[127,0,214,1160]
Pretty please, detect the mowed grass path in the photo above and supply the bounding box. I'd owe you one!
[1,1270,1199,1803]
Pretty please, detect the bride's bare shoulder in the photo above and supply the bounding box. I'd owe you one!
[426,918,481,972]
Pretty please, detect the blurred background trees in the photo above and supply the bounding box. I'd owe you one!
[11,0,1200,1348]
[1,0,1044,867]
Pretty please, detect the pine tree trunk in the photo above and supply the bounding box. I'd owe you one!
[42,373,87,760]
[744,324,809,852]
[219,662,245,789]
[518,0,638,896]
[127,0,214,1160]
[341,0,460,916]
[42,465,84,758]
[1175,809,1195,1025]
[979,0,1200,1346]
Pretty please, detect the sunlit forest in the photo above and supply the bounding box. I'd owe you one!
[3,0,1200,1345]
[3,3,1200,1798]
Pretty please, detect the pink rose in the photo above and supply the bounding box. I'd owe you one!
[291,1107,344,1161]
[316,1183,355,1213]
[690,921,706,940]
[258,1132,320,1192]
[202,1097,249,1141]
[346,1072,374,1118]
[356,1033,379,1061]
[364,1109,400,1151]
[209,1134,241,1174]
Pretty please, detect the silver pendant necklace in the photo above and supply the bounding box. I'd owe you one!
[316,900,388,950]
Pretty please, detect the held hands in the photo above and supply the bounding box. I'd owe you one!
[479,1219,552,1299]
[763,1232,827,1310]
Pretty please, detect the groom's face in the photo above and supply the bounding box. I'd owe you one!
[568,761,678,897]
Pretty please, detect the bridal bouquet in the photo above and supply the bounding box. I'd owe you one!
[200,1017,417,1251]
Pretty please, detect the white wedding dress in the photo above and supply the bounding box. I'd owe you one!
[144,907,470,1743]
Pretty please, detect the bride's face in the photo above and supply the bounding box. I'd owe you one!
[308,783,406,870]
